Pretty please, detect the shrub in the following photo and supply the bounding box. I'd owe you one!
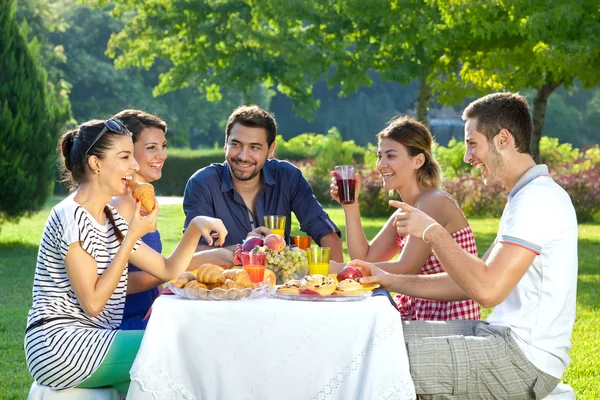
[433,140,475,180]
[154,148,224,196]
[274,133,323,161]
[357,169,400,217]
[554,163,600,223]
[442,174,506,218]
[1,2,63,226]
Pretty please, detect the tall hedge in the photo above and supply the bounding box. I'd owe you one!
[0,0,58,225]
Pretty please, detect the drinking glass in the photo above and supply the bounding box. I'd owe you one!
[241,251,266,283]
[264,215,286,237]
[290,235,312,250]
[306,247,330,276]
[334,165,356,205]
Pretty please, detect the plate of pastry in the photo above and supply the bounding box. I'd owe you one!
[272,275,374,302]
[167,264,271,301]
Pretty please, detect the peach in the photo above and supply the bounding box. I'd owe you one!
[263,269,276,288]
[242,237,264,252]
[264,234,286,252]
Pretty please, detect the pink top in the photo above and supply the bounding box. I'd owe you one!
[394,196,481,320]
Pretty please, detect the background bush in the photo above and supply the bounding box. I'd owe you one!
[153,148,224,196]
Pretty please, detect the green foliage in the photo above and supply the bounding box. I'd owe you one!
[151,148,224,196]
[357,169,401,218]
[540,137,582,171]
[433,139,474,180]
[0,0,61,227]
[273,133,324,161]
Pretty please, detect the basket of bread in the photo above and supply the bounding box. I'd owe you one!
[167,264,275,301]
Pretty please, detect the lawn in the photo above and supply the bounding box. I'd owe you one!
[0,196,598,399]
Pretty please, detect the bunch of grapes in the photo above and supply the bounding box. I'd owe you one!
[266,246,308,283]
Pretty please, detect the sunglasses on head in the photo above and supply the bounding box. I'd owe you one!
[85,119,126,155]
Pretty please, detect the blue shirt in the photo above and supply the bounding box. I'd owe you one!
[120,230,162,330]
[183,159,341,247]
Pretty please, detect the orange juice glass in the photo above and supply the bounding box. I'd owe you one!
[241,252,266,283]
[264,215,286,237]
[291,235,312,250]
[307,247,330,276]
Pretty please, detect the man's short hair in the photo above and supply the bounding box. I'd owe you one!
[225,105,278,147]
[462,92,532,155]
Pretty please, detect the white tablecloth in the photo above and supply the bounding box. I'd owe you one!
[127,295,415,400]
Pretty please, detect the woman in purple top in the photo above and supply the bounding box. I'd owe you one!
[110,110,233,329]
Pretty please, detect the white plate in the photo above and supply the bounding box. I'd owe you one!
[272,291,372,302]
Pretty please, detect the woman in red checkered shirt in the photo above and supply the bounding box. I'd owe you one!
[330,116,480,320]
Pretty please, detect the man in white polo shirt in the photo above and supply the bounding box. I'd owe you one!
[354,92,578,399]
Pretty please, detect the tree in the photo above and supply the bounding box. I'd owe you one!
[430,0,600,161]
[0,0,59,226]
[89,0,453,127]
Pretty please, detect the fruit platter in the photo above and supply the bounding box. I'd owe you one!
[167,263,274,301]
[234,234,308,284]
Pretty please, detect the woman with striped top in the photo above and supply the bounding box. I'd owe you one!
[24,119,228,393]
[329,116,480,320]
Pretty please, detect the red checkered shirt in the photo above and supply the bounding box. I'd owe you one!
[394,226,481,320]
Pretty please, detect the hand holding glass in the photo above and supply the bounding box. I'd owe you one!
[334,165,356,205]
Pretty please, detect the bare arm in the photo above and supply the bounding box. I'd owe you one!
[66,235,140,316]
[389,201,536,307]
[196,243,237,252]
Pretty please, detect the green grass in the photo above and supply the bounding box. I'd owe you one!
[0,196,598,398]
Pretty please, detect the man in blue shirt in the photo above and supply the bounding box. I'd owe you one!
[183,105,344,262]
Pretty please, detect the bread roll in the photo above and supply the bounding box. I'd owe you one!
[174,272,196,288]
[197,264,225,285]
[128,180,156,212]
[223,268,253,288]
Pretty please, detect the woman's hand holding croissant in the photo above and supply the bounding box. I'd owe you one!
[128,198,159,239]
[189,216,228,247]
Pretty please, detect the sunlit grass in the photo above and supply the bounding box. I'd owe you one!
[0,197,597,398]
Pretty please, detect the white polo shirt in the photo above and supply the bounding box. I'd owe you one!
[487,164,578,379]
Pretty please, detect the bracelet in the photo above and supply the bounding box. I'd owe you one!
[421,222,441,244]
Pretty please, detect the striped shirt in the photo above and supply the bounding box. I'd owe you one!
[24,195,140,389]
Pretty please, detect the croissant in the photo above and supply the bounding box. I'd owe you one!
[174,272,196,288]
[184,280,208,299]
[223,268,253,288]
[128,180,155,212]
[196,263,225,285]
[185,280,207,290]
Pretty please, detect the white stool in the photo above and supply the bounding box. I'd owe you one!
[28,382,120,400]
[542,383,576,400]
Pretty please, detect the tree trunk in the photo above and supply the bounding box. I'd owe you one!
[415,77,431,129]
[532,81,562,163]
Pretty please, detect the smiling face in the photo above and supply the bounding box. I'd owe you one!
[94,135,139,196]
[376,138,419,191]
[464,119,505,186]
[225,123,275,182]
[133,127,167,183]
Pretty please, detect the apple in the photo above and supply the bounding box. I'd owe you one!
[242,237,264,252]
[264,234,286,252]
[300,288,319,295]
[337,266,363,282]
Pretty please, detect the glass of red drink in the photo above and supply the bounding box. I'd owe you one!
[241,251,266,283]
[334,165,356,205]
